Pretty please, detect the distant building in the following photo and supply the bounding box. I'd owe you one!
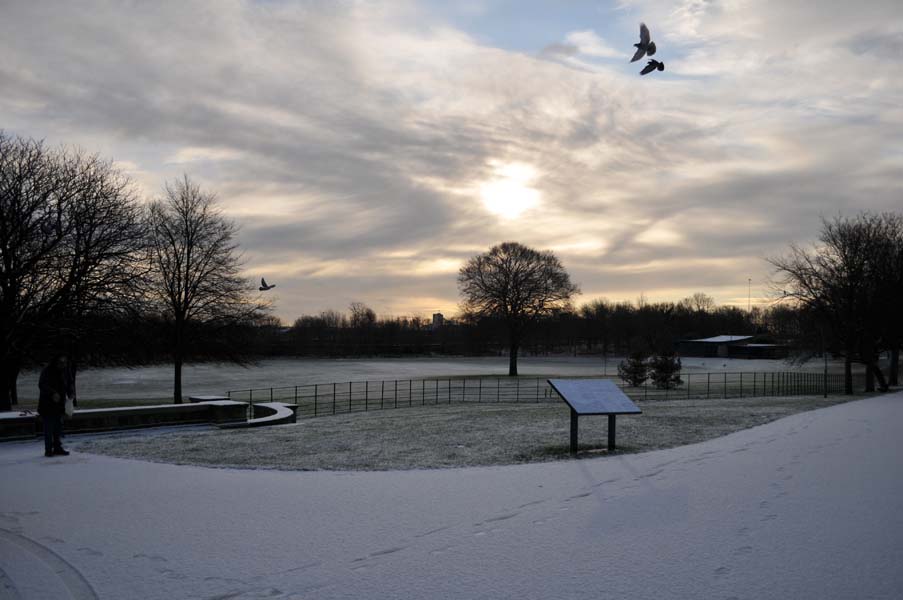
[677,334,788,359]
[431,312,445,330]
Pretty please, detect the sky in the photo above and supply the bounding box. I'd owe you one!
[2,0,902,322]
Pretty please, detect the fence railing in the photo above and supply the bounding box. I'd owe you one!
[226,371,864,420]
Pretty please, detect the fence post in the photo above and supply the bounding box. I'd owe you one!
[249,389,253,420]
[294,385,298,404]
[516,379,520,402]
[409,380,412,406]
[349,382,353,412]
[435,379,439,404]
[381,380,385,409]
[536,378,540,403]
[314,384,319,416]
[687,374,691,399]
[394,380,398,408]
[479,378,482,402]
[706,373,711,399]
[422,380,426,405]
[270,387,273,402]
[723,372,727,399]
[365,381,369,411]
[497,378,500,402]
[463,379,466,403]
[448,379,451,404]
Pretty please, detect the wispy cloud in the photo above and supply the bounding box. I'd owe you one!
[1,1,901,318]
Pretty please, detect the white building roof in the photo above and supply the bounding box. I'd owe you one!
[688,335,754,343]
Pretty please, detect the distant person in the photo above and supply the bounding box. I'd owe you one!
[38,354,75,457]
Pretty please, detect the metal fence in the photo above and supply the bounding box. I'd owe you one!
[226,371,864,420]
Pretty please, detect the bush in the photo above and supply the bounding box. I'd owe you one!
[649,353,683,389]
[618,351,649,387]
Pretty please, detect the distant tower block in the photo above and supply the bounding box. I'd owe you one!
[431,312,444,330]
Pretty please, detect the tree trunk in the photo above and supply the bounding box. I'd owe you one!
[890,348,900,387]
[173,321,184,404]
[844,357,853,395]
[0,357,21,411]
[508,342,519,376]
[173,353,183,404]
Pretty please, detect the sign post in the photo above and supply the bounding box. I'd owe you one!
[548,379,642,454]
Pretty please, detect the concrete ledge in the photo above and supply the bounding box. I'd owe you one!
[218,402,298,429]
[0,401,248,440]
[188,395,230,403]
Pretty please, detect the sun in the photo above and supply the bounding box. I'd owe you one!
[479,162,541,219]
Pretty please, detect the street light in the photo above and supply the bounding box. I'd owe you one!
[748,278,751,312]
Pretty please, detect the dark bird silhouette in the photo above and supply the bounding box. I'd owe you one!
[630,22,657,62]
[640,59,664,75]
[259,277,276,291]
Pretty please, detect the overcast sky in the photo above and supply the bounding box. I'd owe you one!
[2,1,901,321]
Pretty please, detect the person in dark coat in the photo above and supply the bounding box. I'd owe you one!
[38,354,75,457]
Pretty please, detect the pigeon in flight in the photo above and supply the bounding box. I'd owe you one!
[630,22,657,62]
[640,59,665,75]
[259,277,276,291]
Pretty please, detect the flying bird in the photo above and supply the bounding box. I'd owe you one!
[259,277,276,291]
[630,22,657,62]
[640,59,665,75]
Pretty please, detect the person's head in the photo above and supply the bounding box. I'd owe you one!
[52,354,68,369]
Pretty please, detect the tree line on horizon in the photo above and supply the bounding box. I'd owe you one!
[271,293,772,358]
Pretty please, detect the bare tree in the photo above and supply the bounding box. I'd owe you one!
[458,242,579,376]
[0,133,145,410]
[771,213,902,393]
[349,302,376,329]
[678,292,716,313]
[146,176,265,403]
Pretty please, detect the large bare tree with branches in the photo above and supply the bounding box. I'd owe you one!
[458,242,579,376]
[0,133,145,410]
[771,213,903,393]
[146,176,266,403]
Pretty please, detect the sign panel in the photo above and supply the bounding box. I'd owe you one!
[548,379,642,415]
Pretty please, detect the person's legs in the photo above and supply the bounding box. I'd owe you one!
[43,416,54,456]
[51,417,67,454]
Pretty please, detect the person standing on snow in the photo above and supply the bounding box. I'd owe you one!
[38,354,75,457]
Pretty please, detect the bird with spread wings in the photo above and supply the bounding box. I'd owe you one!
[630,22,657,62]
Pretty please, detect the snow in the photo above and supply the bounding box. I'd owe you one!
[1,393,902,599]
[13,356,837,403]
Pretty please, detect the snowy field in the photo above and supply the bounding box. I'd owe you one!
[72,394,865,471]
[1,393,901,599]
[14,355,845,404]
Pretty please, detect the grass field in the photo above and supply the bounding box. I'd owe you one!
[73,392,873,471]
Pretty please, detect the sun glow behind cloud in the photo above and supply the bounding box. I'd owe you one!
[479,162,541,219]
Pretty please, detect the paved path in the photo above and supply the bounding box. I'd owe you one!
[1,394,902,599]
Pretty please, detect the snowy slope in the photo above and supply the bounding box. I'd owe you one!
[1,393,902,599]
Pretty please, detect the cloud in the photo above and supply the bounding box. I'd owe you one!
[564,30,626,58]
[1,1,901,320]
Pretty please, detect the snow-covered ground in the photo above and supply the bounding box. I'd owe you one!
[14,355,843,402]
[1,393,901,599]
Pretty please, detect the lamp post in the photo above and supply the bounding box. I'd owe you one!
[748,278,751,312]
